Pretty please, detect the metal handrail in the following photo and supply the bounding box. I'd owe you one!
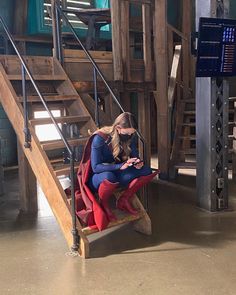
[54,3,149,209]
[0,15,79,252]
[55,4,146,155]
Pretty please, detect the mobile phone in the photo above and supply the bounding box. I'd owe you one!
[132,160,144,166]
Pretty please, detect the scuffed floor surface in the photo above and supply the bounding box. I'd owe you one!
[0,170,236,295]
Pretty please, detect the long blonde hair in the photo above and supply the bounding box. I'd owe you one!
[97,112,137,161]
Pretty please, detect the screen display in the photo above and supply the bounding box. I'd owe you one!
[196,17,236,77]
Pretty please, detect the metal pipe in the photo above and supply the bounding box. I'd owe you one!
[55,0,63,64]
[93,68,100,127]
[21,65,31,148]
[56,5,125,113]
[70,150,79,251]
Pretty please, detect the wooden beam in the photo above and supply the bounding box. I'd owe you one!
[121,1,131,81]
[182,0,192,99]
[153,0,169,177]
[138,90,151,165]
[142,3,153,82]
[13,0,28,35]
[110,0,123,81]
[168,45,182,109]
[17,142,38,214]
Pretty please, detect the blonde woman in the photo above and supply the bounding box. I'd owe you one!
[76,112,158,231]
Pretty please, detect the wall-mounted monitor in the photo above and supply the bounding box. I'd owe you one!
[196,17,236,77]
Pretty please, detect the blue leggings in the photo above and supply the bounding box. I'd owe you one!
[89,165,152,192]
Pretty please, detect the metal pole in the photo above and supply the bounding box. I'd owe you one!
[93,68,100,127]
[21,65,31,148]
[196,0,229,211]
[51,0,63,64]
[56,6,125,113]
[70,150,79,251]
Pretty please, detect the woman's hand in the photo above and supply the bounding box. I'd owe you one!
[133,159,144,169]
[120,158,138,170]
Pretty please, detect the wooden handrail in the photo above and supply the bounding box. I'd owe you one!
[167,23,187,41]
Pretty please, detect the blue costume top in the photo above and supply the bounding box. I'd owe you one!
[89,134,152,191]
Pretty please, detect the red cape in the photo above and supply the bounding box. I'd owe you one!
[75,132,109,231]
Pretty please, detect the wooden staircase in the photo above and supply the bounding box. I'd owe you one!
[170,96,235,175]
[0,55,151,258]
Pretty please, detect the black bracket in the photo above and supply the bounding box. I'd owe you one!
[191,31,198,57]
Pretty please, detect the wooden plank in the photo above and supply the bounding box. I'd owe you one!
[80,93,112,126]
[54,163,80,176]
[142,3,153,82]
[167,24,187,40]
[175,162,196,169]
[182,0,192,100]
[30,115,90,126]
[41,137,89,151]
[121,0,131,82]
[63,49,113,60]
[64,58,112,64]
[17,141,38,213]
[17,94,79,102]
[82,210,145,236]
[0,63,76,247]
[154,0,169,177]
[13,0,28,35]
[64,61,114,82]
[7,74,66,81]
[132,195,152,235]
[138,90,151,165]
[168,45,182,109]
[110,0,123,80]
[72,81,107,93]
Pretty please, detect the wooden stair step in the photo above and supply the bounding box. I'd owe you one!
[17,94,79,102]
[82,209,145,236]
[7,74,67,81]
[41,136,89,151]
[50,157,64,164]
[54,163,80,176]
[184,111,196,115]
[175,162,196,169]
[181,149,196,155]
[179,136,196,140]
[30,115,90,126]
[180,149,234,155]
[181,123,196,127]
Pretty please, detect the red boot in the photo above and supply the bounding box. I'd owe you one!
[117,171,159,214]
[98,179,119,222]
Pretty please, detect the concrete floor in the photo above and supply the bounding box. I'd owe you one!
[0,170,236,295]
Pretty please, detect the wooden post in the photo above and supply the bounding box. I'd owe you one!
[110,0,123,81]
[17,142,38,213]
[182,0,192,100]
[142,3,153,82]
[13,0,28,34]
[153,0,169,178]
[138,90,151,165]
[120,91,131,112]
[121,1,131,82]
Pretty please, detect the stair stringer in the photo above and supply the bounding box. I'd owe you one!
[0,63,89,250]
